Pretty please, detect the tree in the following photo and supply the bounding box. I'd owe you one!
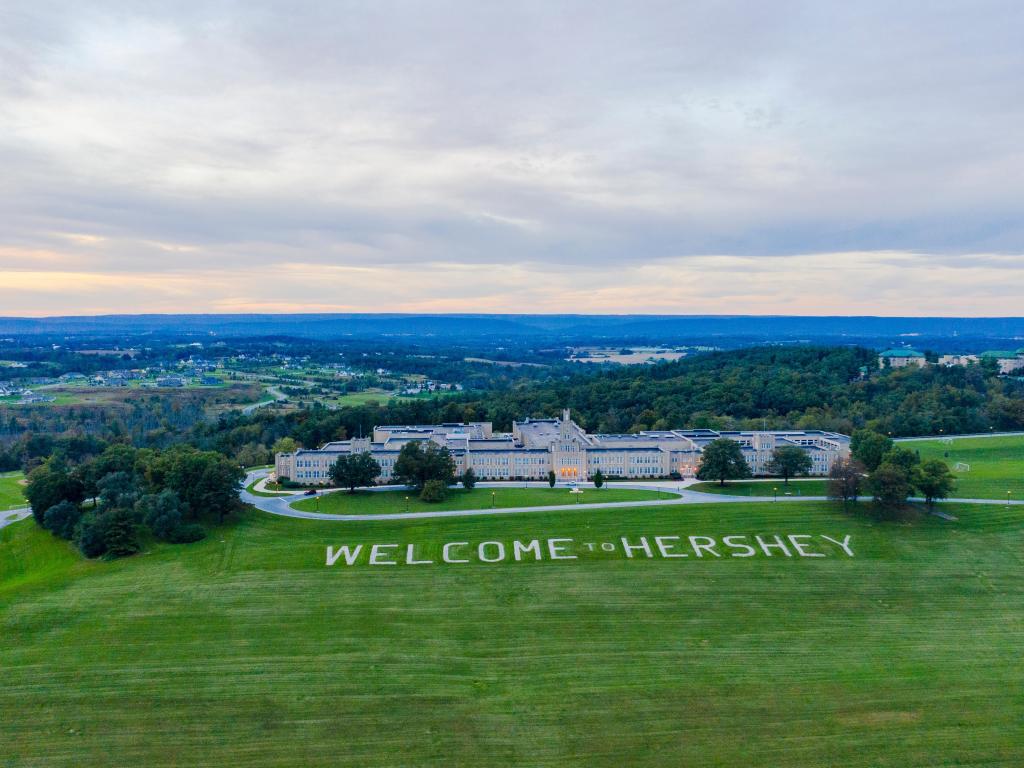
[136,489,204,543]
[865,462,913,518]
[75,508,140,559]
[547,470,557,488]
[102,508,142,558]
[43,499,82,540]
[25,463,85,526]
[767,446,812,485]
[146,446,244,523]
[420,478,447,503]
[592,469,605,489]
[329,452,381,494]
[272,437,299,455]
[696,438,752,486]
[827,457,865,510]
[392,442,455,492]
[97,471,141,511]
[461,467,477,490]
[913,459,956,511]
[76,511,110,558]
[883,445,921,473]
[851,430,893,471]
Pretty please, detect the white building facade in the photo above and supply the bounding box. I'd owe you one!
[276,409,851,485]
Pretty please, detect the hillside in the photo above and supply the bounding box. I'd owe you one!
[3,500,1024,766]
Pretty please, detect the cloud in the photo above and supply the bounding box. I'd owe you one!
[1,1,1023,314]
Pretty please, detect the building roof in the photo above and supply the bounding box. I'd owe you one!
[879,348,925,358]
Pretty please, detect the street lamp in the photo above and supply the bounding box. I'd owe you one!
[1008,491,1013,506]
[773,486,778,502]
[491,491,496,508]
[405,495,409,512]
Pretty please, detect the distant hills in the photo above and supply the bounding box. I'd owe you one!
[1,314,1022,343]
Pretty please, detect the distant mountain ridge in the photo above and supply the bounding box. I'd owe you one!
[1,313,1022,340]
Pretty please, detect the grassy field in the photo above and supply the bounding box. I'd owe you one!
[293,486,670,514]
[690,479,829,496]
[3,498,1024,766]
[0,471,27,510]
[910,434,1024,500]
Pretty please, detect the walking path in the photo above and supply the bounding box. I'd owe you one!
[240,470,1024,523]
[0,508,31,530]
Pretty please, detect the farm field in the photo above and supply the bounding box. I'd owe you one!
[689,479,828,496]
[292,486,670,514]
[3,499,1024,766]
[910,434,1024,500]
[0,471,27,509]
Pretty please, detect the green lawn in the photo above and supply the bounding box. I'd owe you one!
[690,479,829,496]
[909,434,1024,500]
[244,478,294,497]
[293,486,670,514]
[2,499,1023,766]
[0,471,27,510]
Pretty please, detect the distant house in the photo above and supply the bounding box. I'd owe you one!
[200,375,220,386]
[979,350,1024,374]
[155,376,186,387]
[938,354,979,367]
[18,392,55,404]
[878,349,927,369]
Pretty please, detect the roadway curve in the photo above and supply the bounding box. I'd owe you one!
[240,470,1024,523]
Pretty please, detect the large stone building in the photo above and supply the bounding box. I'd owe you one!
[275,409,851,485]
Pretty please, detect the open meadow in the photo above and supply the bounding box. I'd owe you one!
[0,471,27,510]
[910,434,1024,501]
[2,498,1023,767]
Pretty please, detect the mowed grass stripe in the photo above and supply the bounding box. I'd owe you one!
[292,486,671,514]
[2,500,1023,766]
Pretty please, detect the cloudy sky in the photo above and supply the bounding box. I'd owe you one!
[2,1,1022,316]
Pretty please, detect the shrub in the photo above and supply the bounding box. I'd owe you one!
[42,499,82,540]
[76,508,141,559]
[420,478,448,503]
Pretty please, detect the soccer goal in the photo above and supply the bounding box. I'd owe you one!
[940,436,954,445]
[955,462,970,472]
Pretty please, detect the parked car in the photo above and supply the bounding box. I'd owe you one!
[303,489,317,496]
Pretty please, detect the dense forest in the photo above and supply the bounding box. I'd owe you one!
[3,346,1022,470]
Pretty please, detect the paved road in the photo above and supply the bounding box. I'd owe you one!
[240,470,1024,523]
[241,385,286,415]
[0,508,31,530]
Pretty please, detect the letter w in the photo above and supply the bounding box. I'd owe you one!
[326,545,363,566]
